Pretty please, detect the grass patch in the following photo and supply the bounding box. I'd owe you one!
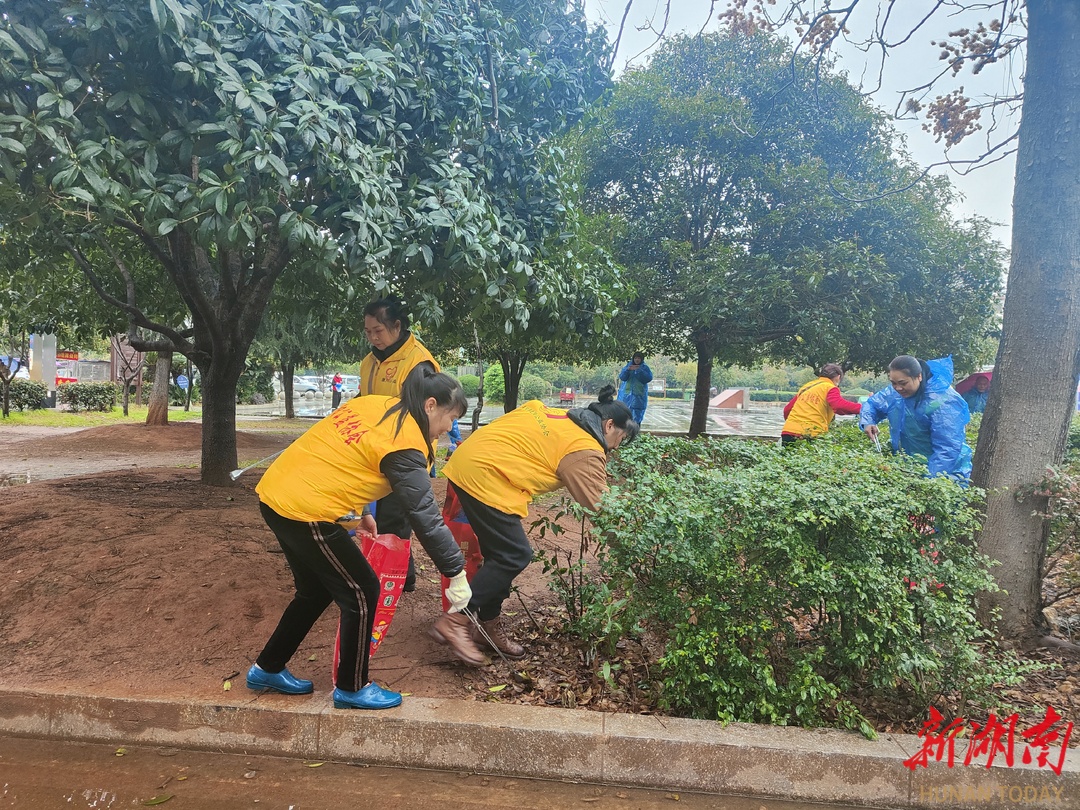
[0,406,203,428]
[235,417,313,436]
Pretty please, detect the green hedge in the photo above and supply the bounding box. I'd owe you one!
[7,379,47,411]
[574,433,1032,735]
[749,390,797,402]
[57,381,118,412]
[520,373,551,401]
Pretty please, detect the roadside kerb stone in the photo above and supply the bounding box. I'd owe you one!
[1,687,1077,808]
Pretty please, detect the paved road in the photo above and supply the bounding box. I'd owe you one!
[245,398,793,437]
[1,736,862,810]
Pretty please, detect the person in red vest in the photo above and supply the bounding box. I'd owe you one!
[331,372,343,409]
[781,363,862,446]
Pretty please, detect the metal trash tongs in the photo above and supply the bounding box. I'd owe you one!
[460,607,515,668]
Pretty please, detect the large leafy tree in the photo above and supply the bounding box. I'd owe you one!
[363,0,621,411]
[0,0,609,484]
[578,31,1001,436]
[691,0,1075,649]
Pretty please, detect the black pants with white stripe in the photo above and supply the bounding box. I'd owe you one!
[256,502,380,691]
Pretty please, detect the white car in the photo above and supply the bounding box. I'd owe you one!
[292,376,321,395]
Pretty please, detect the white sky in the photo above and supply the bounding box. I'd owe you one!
[583,0,1020,250]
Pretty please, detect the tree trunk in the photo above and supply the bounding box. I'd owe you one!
[688,343,713,438]
[146,351,172,426]
[973,0,1080,645]
[282,361,296,419]
[198,358,244,486]
[499,350,528,413]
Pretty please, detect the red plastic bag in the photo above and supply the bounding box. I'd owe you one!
[333,532,411,686]
[440,482,484,612]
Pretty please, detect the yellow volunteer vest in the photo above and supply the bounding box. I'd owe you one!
[256,395,432,525]
[444,400,605,518]
[359,333,439,396]
[782,377,837,438]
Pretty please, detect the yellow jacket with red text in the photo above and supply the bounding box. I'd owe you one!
[443,400,609,517]
[256,395,431,525]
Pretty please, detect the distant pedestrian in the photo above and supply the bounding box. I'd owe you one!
[781,363,862,445]
[332,373,343,409]
[618,352,653,424]
[959,373,991,414]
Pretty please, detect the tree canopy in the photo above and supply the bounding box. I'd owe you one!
[577,30,1002,435]
[0,0,613,482]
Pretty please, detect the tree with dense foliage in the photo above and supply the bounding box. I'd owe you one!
[686,0,1076,651]
[577,30,1002,436]
[0,0,612,483]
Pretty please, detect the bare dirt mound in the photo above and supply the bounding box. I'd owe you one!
[0,462,574,706]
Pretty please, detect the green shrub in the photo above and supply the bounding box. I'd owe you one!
[844,387,871,398]
[581,434,1030,735]
[520,373,551,401]
[57,381,118,412]
[1067,415,1080,463]
[457,374,480,398]
[7,379,47,411]
[483,365,505,403]
[238,361,274,404]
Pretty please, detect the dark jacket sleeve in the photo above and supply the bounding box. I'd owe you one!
[380,449,464,577]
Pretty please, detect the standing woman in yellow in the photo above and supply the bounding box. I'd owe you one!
[249,368,478,709]
[438,386,639,661]
[780,363,862,445]
[359,295,440,590]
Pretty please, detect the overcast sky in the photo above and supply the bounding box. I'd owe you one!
[583,1,1020,250]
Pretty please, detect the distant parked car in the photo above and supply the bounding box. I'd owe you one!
[339,375,361,396]
[292,376,321,395]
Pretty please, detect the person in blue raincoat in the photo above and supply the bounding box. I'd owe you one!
[618,352,653,424]
[959,373,991,414]
[859,355,972,483]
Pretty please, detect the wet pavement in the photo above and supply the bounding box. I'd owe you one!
[249,397,794,437]
[0,736,864,810]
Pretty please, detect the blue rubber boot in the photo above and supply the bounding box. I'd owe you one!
[246,664,314,695]
[333,682,402,709]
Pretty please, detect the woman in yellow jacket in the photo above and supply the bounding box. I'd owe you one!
[248,368,480,709]
[438,386,639,661]
[359,295,440,590]
[781,363,862,445]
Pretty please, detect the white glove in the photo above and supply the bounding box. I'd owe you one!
[444,571,472,614]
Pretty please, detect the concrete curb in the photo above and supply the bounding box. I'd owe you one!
[1,688,1076,808]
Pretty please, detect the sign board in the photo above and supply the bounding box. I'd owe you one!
[177,374,189,390]
[57,350,79,361]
